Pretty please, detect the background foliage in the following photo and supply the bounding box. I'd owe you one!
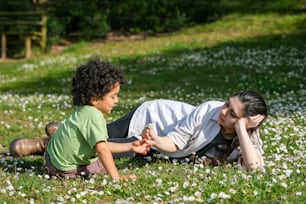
[0,1,305,203]
[0,0,305,45]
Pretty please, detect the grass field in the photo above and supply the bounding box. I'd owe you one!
[0,10,305,204]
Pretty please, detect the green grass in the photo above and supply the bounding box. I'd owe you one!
[0,11,305,203]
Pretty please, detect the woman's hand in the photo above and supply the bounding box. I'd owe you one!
[236,114,265,130]
[247,114,265,129]
[141,123,155,140]
[140,123,178,152]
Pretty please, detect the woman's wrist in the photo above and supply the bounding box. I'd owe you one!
[235,118,247,132]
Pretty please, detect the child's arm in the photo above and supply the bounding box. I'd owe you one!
[95,141,136,181]
[107,140,150,155]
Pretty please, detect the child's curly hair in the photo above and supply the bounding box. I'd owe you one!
[72,59,125,106]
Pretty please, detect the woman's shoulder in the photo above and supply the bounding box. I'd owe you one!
[141,99,194,109]
[196,100,224,110]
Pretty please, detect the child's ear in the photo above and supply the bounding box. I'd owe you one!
[90,97,98,105]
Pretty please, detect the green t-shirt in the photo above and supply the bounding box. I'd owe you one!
[47,105,108,171]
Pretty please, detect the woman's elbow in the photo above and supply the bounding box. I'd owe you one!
[243,160,263,170]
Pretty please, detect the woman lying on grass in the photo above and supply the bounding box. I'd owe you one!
[107,90,268,170]
[10,90,267,170]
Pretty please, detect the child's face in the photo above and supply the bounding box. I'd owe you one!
[92,82,120,114]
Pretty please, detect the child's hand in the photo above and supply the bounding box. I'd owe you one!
[131,139,151,155]
[116,174,137,182]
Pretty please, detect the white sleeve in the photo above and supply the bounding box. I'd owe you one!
[167,103,210,150]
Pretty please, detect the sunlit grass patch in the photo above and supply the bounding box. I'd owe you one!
[0,11,305,203]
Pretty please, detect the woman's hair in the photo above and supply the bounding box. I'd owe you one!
[233,90,268,127]
[72,59,125,106]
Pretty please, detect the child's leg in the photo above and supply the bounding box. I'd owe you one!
[76,159,107,177]
[9,122,61,157]
[10,137,51,157]
[45,152,107,178]
[45,122,61,136]
[44,152,79,178]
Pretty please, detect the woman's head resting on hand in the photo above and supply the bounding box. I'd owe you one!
[218,90,268,132]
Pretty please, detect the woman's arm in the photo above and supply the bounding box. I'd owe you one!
[142,127,178,152]
[235,115,265,170]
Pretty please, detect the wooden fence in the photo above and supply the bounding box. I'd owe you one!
[0,11,47,60]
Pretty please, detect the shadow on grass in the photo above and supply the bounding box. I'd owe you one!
[0,152,46,175]
[0,25,305,95]
[0,151,154,176]
[0,69,74,95]
[115,157,151,170]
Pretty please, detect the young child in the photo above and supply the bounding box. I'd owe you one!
[44,59,150,181]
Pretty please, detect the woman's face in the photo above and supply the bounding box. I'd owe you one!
[218,96,245,133]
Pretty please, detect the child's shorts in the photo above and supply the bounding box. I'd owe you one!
[44,152,107,178]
